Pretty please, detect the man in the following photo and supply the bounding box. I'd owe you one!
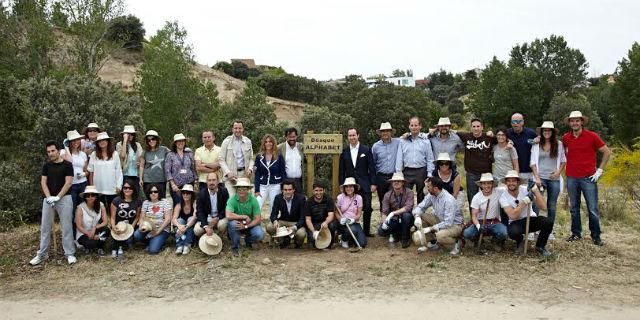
[304,180,337,248]
[428,117,464,168]
[457,118,498,207]
[194,130,222,192]
[30,141,77,266]
[396,116,435,204]
[462,173,508,249]
[371,122,401,210]
[412,176,464,255]
[278,127,304,194]
[562,111,611,246]
[378,172,414,248]
[499,170,553,256]
[267,180,307,248]
[225,177,264,255]
[196,173,229,238]
[507,113,538,185]
[339,128,376,237]
[219,120,254,196]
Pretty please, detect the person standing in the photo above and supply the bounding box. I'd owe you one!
[493,125,519,185]
[378,172,414,248]
[194,130,222,192]
[219,120,254,197]
[507,113,538,184]
[428,117,464,168]
[371,122,401,210]
[562,111,611,246]
[457,118,498,208]
[139,130,170,199]
[395,116,435,204]
[88,132,122,209]
[81,123,100,155]
[278,128,304,194]
[30,141,76,266]
[165,133,197,206]
[116,125,143,188]
[339,128,376,237]
[61,130,88,223]
[254,134,286,212]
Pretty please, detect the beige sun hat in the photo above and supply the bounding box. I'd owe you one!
[79,185,99,197]
[564,110,589,126]
[475,173,497,187]
[66,130,84,141]
[121,125,137,135]
[437,117,452,126]
[341,177,360,190]
[95,132,111,141]
[172,133,187,143]
[145,130,160,138]
[181,184,195,193]
[194,221,205,237]
[273,226,294,238]
[314,226,332,249]
[387,172,406,183]
[536,121,559,135]
[412,229,423,246]
[111,221,134,241]
[87,123,100,129]
[234,177,253,189]
[376,122,395,133]
[501,170,521,183]
[139,220,153,233]
[199,233,223,255]
[433,152,453,165]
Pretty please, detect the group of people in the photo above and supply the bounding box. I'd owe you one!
[29,110,610,265]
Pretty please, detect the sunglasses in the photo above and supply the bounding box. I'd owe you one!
[123,186,133,190]
[87,129,98,133]
[146,137,157,142]
[85,193,97,198]
[181,191,192,195]
[437,162,450,166]
[511,120,523,124]
[149,190,159,194]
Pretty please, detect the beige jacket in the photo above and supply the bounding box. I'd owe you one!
[219,135,254,181]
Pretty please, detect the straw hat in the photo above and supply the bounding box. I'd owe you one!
[194,221,205,237]
[536,121,559,135]
[314,226,332,249]
[121,125,137,135]
[437,117,452,126]
[234,177,253,189]
[376,122,395,133]
[475,173,497,187]
[145,130,160,138]
[139,220,153,233]
[387,172,406,183]
[412,229,423,245]
[341,177,360,190]
[273,226,294,238]
[501,170,521,183]
[80,185,99,197]
[181,184,195,193]
[564,110,589,125]
[95,132,111,142]
[111,221,134,241]
[66,130,84,141]
[86,123,99,129]
[433,152,453,165]
[199,233,223,255]
[172,133,187,143]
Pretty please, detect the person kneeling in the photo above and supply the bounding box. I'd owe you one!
[134,183,172,254]
[462,173,508,251]
[378,172,414,248]
[335,178,367,249]
[75,185,109,256]
[226,178,264,255]
[267,180,307,248]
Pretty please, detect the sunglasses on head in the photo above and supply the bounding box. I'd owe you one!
[150,190,159,194]
[511,120,523,124]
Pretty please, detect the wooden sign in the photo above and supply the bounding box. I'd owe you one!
[303,134,343,154]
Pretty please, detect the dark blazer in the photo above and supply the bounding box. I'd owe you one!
[339,144,376,192]
[196,186,229,226]
[254,153,286,192]
[270,193,307,229]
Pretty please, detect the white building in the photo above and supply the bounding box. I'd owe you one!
[365,76,415,88]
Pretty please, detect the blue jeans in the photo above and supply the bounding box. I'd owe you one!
[465,172,481,211]
[534,179,561,224]
[134,229,170,254]
[567,177,601,239]
[463,223,507,243]
[377,212,414,243]
[69,181,87,234]
[175,218,195,247]
[227,220,265,251]
[339,222,367,248]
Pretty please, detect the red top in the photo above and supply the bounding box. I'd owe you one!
[562,129,605,178]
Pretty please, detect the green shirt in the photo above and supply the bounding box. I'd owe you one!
[225,194,261,219]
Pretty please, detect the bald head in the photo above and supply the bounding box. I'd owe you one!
[511,113,524,133]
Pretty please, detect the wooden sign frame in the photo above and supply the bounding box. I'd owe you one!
[303,132,343,199]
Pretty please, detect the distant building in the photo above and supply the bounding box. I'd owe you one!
[231,59,257,69]
[365,76,415,88]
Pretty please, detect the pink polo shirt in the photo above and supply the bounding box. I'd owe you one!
[336,194,362,220]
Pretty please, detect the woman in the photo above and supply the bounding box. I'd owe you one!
[335,177,367,249]
[88,132,123,209]
[172,184,197,255]
[493,126,519,185]
[254,134,286,212]
[530,121,566,226]
[133,183,172,254]
[61,130,88,211]
[81,123,100,155]
[75,185,109,256]
[110,179,141,258]
[431,152,465,210]
[165,133,196,206]
[140,130,170,199]
[116,125,143,188]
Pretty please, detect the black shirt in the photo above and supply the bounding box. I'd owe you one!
[305,195,335,224]
[41,160,74,197]
[112,196,141,224]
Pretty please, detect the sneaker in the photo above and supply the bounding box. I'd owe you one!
[450,240,462,256]
[341,241,349,249]
[111,250,117,258]
[427,241,439,251]
[536,246,552,258]
[592,238,604,246]
[117,247,124,256]
[67,255,77,265]
[231,248,240,257]
[527,232,536,241]
[514,242,524,255]
[548,233,556,240]
[175,246,183,254]
[388,234,395,243]
[182,246,190,255]
[97,249,105,256]
[29,255,45,266]
[567,234,581,242]
[401,240,410,248]
[417,246,427,253]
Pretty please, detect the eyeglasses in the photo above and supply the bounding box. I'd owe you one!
[437,162,450,166]
[85,193,97,198]
[122,186,133,190]
[146,137,157,142]
[150,190,159,194]
[511,120,523,124]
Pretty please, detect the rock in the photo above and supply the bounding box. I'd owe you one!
[261,258,272,265]
[128,271,135,276]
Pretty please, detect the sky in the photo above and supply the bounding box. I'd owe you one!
[127,0,640,81]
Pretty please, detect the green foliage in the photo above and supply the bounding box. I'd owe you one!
[430,84,451,105]
[446,98,464,115]
[0,77,34,160]
[448,113,465,128]
[106,14,145,51]
[610,42,640,147]
[212,60,261,80]
[254,72,328,105]
[50,1,68,28]
[427,69,454,90]
[543,93,605,135]
[136,21,220,141]
[602,141,640,215]
[584,77,613,136]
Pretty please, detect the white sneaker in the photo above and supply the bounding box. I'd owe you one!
[417,246,427,253]
[450,241,462,256]
[117,247,124,256]
[341,241,349,249]
[175,246,183,254]
[29,255,45,266]
[388,234,395,243]
[111,250,117,258]
[528,232,536,241]
[67,255,77,265]
[182,246,190,255]
[549,232,556,240]
[427,241,440,251]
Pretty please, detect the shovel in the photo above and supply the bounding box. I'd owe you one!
[345,223,363,253]
[477,198,490,255]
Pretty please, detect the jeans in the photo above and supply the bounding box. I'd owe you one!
[463,222,507,243]
[534,179,561,224]
[339,222,367,248]
[257,184,282,214]
[134,229,170,254]
[98,194,117,210]
[375,173,393,210]
[508,216,553,248]
[377,212,414,243]
[112,236,134,250]
[37,195,75,257]
[358,191,373,235]
[465,172,481,211]
[227,220,265,251]
[175,217,196,247]
[567,177,601,239]
[403,167,427,204]
[69,181,87,235]
[77,226,109,250]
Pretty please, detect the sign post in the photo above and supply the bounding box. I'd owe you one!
[303,132,343,199]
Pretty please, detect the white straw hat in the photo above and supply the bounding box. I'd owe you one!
[145,130,160,138]
[111,221,134,241]
[434,152,453,164]
[95,132,111,141]
[537,121,559,135]
[66,130,84,141]
[121,125,137,134]
[437,117,452,126]
[564,110,589,125]
[172,133,187,143]
[234,177,253,188]
[501,170,521,183]
[475,173,497,187]
[80,185,99,197]
[376,122,395,133]
[314,226,332,249]
[273,226,294,238]
[387,172,406,183]
[199,233,223,255]
[340,177,360,190]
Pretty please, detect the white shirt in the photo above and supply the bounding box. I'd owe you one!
[88,151,123,195]
[499,185,537,223]
[350,143,359,168]
[285,143,302,178]
[470,189,504,220]
[233,137,245,168]
[209,190,218,218]
[62,149,88,184]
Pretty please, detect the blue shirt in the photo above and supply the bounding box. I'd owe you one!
[372,138,400,175]
[395,134,435,175]
[429,132,464,162]
[507,127,537,173]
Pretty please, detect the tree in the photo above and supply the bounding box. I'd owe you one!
[391,69,406,77]
[427,69,454,90]
[136,21,220,141]
[610,42,640,146]
[254,72,328,105]
[544,93,605,136]
[0,76,34,160]
[50,1,68,28]
[105,14,145,51]
[212,60,261,80]
[446,98,465,114]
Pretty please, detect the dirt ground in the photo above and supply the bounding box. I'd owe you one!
[1,195,639,319]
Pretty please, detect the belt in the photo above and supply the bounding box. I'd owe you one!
[404,166,425,170]
[237,167,245,171]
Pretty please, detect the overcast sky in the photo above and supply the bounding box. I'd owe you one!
[127,0,639,81]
